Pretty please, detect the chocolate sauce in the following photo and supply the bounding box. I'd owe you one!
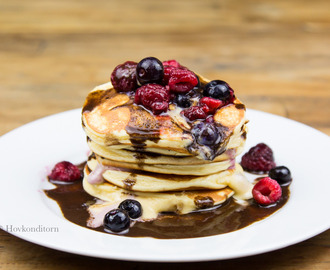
[123,173,137,189]
[82,89,116,113]
[194,196,215,209]
[241,131,247,140]
[44,178,290,239]
[235,103,246,110]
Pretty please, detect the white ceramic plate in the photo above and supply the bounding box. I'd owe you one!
[0,109,329,262]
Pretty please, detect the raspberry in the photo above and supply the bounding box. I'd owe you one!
[252,177,282,205]
[162,60,181,68]
[168,68,198,93]
[199,97,224,114]
[241,143,276,172]
[134,84,170,115]
[182,106,207,121]
[110,61,138,92]
[48,161,82,182]
[163,65,176,85]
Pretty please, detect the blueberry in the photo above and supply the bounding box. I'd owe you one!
[269,166,292,185]
[175,94,191,108]
[103,209,130,233]
[192,122,221,146]
[198,123,220,146]
[119,199,142,219]
[203,80,231,101]
[136,57,164,85]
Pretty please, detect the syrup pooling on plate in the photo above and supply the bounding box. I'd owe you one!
[46,57,291,237]
[45,172,290,239]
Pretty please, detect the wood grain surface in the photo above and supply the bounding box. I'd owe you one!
[0,0,329,269]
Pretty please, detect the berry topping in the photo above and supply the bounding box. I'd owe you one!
[103,209,130,233]
[269,166,292,185]
[134,84,170,115]
[48,161,82,182]
[241,143,276,172]
[119,199,142,219]
[198,124,220,146]
[205,115,215,123]
[163,59,181,68]
[175,94,191,108]
[192,122,221,146]
[203,80,232,102]
[163,65,175,85]
[168,68,198,93]
[252,177,282,205]
[199,97,224,114]
[110,61,138,92]
[136,57,164,85]
[182,106,207,121]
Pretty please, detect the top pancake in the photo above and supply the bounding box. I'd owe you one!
[82,76,247,160]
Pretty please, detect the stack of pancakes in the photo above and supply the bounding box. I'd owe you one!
[81,77,252,226]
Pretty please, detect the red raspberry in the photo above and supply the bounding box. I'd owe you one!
[241,143,276,172]
[48,161,82,182]
[252,177,282,205]
[199,97,224,114]
[110,61,138,92]
[168,68,198,93]
[134,84,170,115]
[200,104,210,114]
[182,106,207,121]
[163,65,176,85]
[163,60,181,68]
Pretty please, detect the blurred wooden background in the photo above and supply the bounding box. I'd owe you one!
[0,0,329,269]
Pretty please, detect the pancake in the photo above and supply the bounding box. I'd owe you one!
[83,165,235,224]
[87,132,246,165]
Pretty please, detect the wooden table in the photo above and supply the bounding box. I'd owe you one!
[0,0,329,269]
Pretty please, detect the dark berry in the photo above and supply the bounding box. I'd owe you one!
[119,199,142,219]
[104,209,130,233]
[134,84,170,115]
[168,68,198,93]
[110,61,138,92]
[241,143,276,172]
[199,124,220,146]
[199,97,224,114]
[203,80,232,102]
[252,177,282,205]
[175,94,191,108]
[48,161,81,182]
[182,106,207,121]
[136,57,164,85]
[163,60,181,68]
[269,166,292,185]
[191,122,220,146]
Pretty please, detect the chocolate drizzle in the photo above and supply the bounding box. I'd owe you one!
[124,105,162,169]
[123,174,137,189]
[82,89,116,113]
[235,103,246,110]
[194,196,215,209]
